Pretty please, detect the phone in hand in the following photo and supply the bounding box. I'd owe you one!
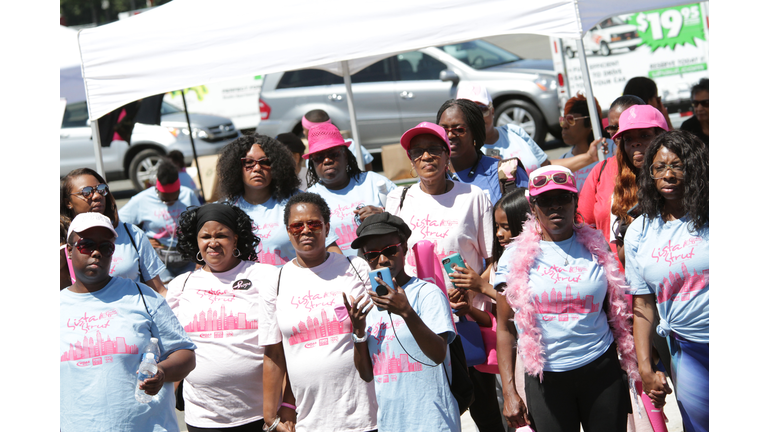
[368,267,392,311]
[442,253,466,279]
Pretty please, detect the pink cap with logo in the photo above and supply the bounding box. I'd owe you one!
[400,122,451,156]
[303,123,350,159]
[611,105,668,140]
[456,83,492,106]
[528,165,578,196]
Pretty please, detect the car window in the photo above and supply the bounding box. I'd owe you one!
[277,69,344,89]
[395,52,446,81]
[351,58,395,83]
[161,101,182,115]
[62,102,89,128]
[437,40,520,70]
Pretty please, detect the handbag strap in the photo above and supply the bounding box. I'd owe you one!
[276,266,284,296]
[134,281,155,337]
[124,223,147,284]
[397,185,412,212]
[345,256,365,284]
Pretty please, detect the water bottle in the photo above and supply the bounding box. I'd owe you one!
[376,180,389,206]
[135,353,158,403]
[142,337,161,363]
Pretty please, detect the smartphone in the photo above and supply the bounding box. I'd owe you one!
[368,267,392,311]
[442,253,466,279]
[487,148,501,158]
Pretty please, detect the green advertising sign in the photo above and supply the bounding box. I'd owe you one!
[628,4,706,52]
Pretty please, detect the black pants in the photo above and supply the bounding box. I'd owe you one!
[468,366,506,432]
[524,344,631,432]
[187,419,265,432]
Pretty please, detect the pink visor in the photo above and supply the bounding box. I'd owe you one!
[156,179,181,193]
[301,116,332,131]
[528,166,578,196]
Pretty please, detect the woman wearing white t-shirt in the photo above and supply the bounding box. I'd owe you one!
[261,192,378,432]
[166,203,278,432]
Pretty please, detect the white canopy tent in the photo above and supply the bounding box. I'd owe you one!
[76,0,693,171]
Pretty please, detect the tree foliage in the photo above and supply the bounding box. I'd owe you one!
[60,0,173,27]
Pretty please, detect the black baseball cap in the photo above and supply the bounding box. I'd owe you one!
[350,212,411,249]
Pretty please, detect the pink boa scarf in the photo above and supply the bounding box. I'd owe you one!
[503,215,639,382]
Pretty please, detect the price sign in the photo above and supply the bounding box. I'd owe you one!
[628,4,706,51]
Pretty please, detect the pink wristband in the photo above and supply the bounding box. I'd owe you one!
[281,402,296,410]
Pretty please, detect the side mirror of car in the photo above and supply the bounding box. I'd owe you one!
[439,70,459,85]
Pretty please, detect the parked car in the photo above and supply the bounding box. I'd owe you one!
[60,100,240,190]
[257,39,561,147]
[563,16,641,58]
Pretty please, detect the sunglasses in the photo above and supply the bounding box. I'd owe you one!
[691,99,709,108]
[73,238,115,256]
[363,243,401,263]
[532,192,574,208]
[287,220,324,236]
[309,148,343,164]
[408,145,445,160]
[241,157,272,171]
[650,163,685,179]
[442,126,467,136]
[559,114,589,127]
[531,172,573,189]
[71,183,109,199]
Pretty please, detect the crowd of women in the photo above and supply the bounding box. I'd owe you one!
[60,77,709,432]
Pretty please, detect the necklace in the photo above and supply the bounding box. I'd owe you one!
[295,252,330,268]
[546,235,575,266]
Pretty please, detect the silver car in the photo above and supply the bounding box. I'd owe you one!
[60,100,240,190]
[257,39,560,148]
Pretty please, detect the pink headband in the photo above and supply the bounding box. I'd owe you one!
[302,116,332,130]
[156,179,180,193]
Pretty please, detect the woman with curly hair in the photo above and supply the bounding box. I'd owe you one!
[217,133,340,266]
[305,123,395,256]
[625,131,709,432]
[165,202,279,431]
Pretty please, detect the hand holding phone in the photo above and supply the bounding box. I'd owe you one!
[368,268,392,311]
[442,253,466,279]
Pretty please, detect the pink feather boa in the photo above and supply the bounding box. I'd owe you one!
[503,215,639,382]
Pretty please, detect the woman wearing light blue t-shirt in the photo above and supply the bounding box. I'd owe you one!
[216,134,342,266]
[626,131,709,432]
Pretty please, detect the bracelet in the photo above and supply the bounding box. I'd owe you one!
[281,402,297,410]
[351,331,368,343]
[262,415,280,432]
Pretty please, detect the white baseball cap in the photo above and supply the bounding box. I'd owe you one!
[67,212,118,241]
[456,83,492,106]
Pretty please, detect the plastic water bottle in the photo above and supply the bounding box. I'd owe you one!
[135,353,158,403]
[376,180,389,206]
[141,337,160,363]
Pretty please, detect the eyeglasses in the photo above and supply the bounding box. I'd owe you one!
[650,163,685,179]
[309,148,343,164]
[73,238,115,256]
[559,114,589,127]
[408,145,445,160]
[241,157,272,171]
[691,99,709,108]
[605,125,619,135]
[287,220,324,236]
[531,172,573,189]
[442,126,467,136]
[532,192,574,208]
[71,184,109,199]
[363,243,401,262]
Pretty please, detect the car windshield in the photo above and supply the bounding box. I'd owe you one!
[161,101,182,115]
[599,17,627,28]
[437,40,521,70]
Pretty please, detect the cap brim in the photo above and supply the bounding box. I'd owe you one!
[400,128,450,156]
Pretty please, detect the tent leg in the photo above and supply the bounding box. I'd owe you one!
[90,120,106,178]
[575,38,605,162]
[181,90,206,202]
[342,61,365,171]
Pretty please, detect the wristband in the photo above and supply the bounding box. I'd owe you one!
[281,402,297,410]
[263,415,280,432]
[351,331,368,343]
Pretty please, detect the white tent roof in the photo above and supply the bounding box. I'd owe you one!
[77,0,693,120]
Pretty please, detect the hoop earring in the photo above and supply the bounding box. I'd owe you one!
[233,248,241,258]
[410,167,417,178]
[196,251,203,262]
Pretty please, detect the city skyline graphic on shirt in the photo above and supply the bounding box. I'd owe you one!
[288,309,352,345]
[533,284,600,319]
[657,263,708,303]
[372,343,424,376]
[183,304,258,333]
[61,330,138,362]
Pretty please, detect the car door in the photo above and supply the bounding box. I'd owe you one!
[347,57,401,147]
[393,50,453,131]
[60,102,124,176]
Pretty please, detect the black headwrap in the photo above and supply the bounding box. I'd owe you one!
[195,203,240,234]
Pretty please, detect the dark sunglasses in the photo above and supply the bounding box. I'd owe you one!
[532,192,574,208]
[363,243,401,262]
[408,145,445,160]
[74,238,115,256]
[309,148,343,164]
[442,126,467,136]
[691,99,709,108]
[531,172,572,189]
[71,183,109,199]
[287,220,324,236]
[241,157,272,171]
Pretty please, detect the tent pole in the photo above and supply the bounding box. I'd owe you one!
[575,38,605,162]
[180,90,207,202]
[342,61,365,171]
[90,119,106,178]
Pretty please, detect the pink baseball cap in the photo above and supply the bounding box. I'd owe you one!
[456,83,492,106]
[611,105,668,141]
[528,166,578,196]
[303,123,350,159]
[400,122,451,156]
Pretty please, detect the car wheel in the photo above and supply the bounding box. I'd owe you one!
[129,148,164,191]
[494,99,547,145]
[565,47,575,58]
[599,42,611,56]
[628,46,637,51]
